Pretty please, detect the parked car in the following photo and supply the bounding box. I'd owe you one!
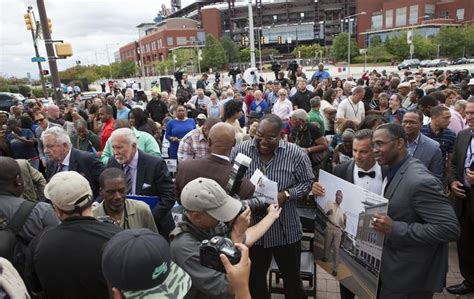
[420,60,431,68]
[398,59,421,70]
[452,58,469,65]
[0,93,20,112]
[426,59,449,68]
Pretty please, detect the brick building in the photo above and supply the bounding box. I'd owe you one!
[356,0,473,48]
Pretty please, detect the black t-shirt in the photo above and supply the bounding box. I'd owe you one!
[31,216,121,299]
[290,90,313,112]
[146,98,169,124]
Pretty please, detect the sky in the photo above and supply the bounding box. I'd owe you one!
[0,0,196,79]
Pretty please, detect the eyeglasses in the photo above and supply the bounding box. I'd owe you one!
[34,118,45,123]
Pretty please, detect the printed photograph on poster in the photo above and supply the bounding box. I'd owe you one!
[313,170,389,298]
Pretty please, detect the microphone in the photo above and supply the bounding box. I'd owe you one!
[227,153,252,197]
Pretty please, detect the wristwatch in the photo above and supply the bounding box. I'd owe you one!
[284,190,290,201]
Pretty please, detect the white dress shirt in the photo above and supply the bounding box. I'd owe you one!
[353,162,383,195]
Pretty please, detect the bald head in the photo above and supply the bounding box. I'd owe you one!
[0,157,24,197]
[208,123,236,156]
[114,119,131,129]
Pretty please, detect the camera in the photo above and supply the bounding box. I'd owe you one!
[287,60,298,73]
[200,236,241,273]
[174,71,184,87]
[215,72,221,84]
[239,197,268,216]
[271,61,281,80]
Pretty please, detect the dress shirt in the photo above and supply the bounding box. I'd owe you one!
[463,132,474,186]
[353,163,383,195]
[177,127,208,162]
[60,149,72,172]
[271,99,293,122]
[407,134,421,157]
[230,139,314,248]
[336,97,365,124]
[124,151,139,195]
[211,153,230,162]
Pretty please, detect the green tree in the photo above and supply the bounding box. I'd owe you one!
[385,31,437,60]
[435,25,474,58]
[201,34,227,71]
[331,33,359,61]
[220,37,241,63]
[173,48,197,69]
[292,44,324,59]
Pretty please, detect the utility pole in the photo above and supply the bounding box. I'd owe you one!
[36,0,63,101]
[26,7,48,99]
[248,0,256,68]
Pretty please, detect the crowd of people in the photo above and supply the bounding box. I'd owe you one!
[0,62,473,299]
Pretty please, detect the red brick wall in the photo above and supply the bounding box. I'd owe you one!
[202,8,222,40]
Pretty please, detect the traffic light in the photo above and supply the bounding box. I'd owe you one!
[260,36,265,45]
[240,36,245,46]
[24,12,36,31]
[277,36,283,44]
[47,17,52,33]
[55,42,73,57]
[42,70,49,75]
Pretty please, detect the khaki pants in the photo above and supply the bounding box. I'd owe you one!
[324,225,342,272]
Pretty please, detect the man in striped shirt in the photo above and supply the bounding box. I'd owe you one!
[231,114,314,299]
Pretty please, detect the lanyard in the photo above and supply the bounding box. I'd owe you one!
[349,100,359,118]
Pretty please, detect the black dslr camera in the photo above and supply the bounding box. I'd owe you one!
[200,236,241,273]
[239,197,268,216]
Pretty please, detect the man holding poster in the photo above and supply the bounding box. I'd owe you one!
[372,123,460,298]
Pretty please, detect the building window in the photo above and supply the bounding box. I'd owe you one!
[425,4,435,20]
[440,11,449,19]
[396,7,407,27]
[385,10,393,28]
[167,37,173,46]
[457,9,464,20]
[371,14,383,30]
[409,5,418,25]
[176,37,187,45]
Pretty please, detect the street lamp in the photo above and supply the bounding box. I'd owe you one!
[342,11,366,75]
[105,43,120,65]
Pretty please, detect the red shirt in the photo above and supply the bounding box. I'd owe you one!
[100,119,114,150]
[244,94,254,114]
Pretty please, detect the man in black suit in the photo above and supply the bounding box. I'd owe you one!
[175,122,255,201]
[447,97,474,295]
[107,128,175,239]
[313,128,386,298]
[42,127,105,199]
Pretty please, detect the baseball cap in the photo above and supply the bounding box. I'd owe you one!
[102,229,192,298]
[44,171,92,212]
[181,178,242,222]
[469,79,474,86]
[197,113,207,120]
[398,82,411,89]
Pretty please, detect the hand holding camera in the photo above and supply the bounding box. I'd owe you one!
[266,204,282,221]
[220,243,251,298]
[231,207,251,243]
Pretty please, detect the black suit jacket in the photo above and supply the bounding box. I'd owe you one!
[175,154,255,202]
[449,128,473,218]
[333,160,388,184]
[107,150,176,238]
[46,148,105,199]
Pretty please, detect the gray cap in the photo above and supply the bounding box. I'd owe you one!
[44,171,92,212]
[181,178,242,222]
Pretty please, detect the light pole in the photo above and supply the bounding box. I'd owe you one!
[436,44,440,59]
[137,28,147,90]
[247,0,256,68]
[342,11,366,75]
[105,43,119,65]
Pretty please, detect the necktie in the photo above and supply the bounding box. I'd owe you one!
[56,163,64,174]
[123,165,133,195]
[358,171,376,178]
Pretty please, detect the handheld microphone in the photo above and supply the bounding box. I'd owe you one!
[227,153,252,197]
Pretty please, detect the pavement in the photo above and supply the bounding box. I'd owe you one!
[270,242,474,299]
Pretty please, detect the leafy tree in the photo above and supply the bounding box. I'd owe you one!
[260,47,278,57]
[18,85,31,96]
[385,32,436,60]
[220,37,241,63]
[331,33,359,61]
[174,48,197,69]
[435,25,474,58]
[292,44,324,59]
[201,34,227,71]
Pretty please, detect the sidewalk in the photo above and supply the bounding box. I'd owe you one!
[271,242,474,299]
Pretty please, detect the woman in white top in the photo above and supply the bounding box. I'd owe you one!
[271,88,293,128]
[223,99,248,144]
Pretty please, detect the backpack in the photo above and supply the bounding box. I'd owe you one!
[0,200,37,266]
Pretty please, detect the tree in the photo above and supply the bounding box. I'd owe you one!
[384,31,436,60]
[292,44,324,59]
[435,25,474,58]
[174,48,197,69]
[331,33,359,62]
[201,34,227,71]
[220,37,241,63]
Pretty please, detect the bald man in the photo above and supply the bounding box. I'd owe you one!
[175,122,255,201]
[47,104,62,125]
[0,157,58,274]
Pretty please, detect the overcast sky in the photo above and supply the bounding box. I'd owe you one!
[0,0,197,79]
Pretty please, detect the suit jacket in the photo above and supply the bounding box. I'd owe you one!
[107,150,175,239]
[333,160,388,184]
[46,148,105,199]
[412,133,443,182]
[381,157,460,293]
[175,154,255,202]
[449,128,473,218]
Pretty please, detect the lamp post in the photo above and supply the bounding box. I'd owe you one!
[105,43,119,66]
[342,11,366,75]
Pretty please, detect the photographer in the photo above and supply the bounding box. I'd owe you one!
[170,177,281,299]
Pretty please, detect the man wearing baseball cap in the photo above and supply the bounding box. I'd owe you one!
[27,171,121,298]
[170,177,281,298]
